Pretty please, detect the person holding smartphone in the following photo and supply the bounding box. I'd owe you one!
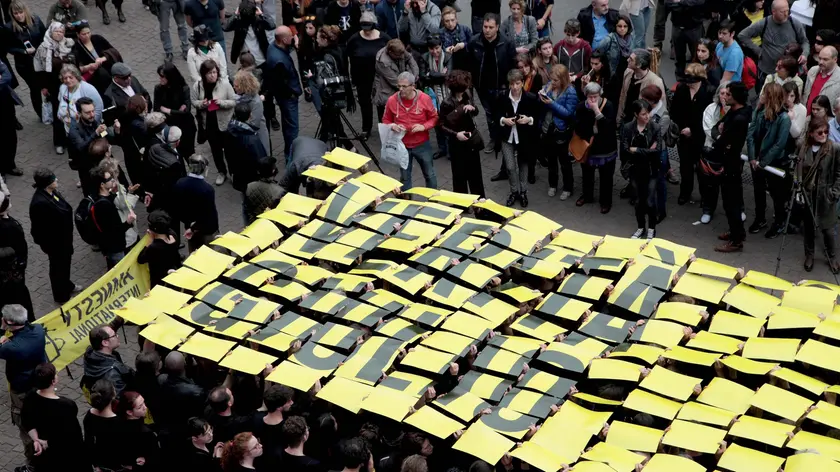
[5,1,47,123]
[439,70,485,197]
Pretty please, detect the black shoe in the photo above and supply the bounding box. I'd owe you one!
[14,118,23,130]
[521,192,529,208]
[165,52,174,62]
[677,196,690,205]
[270,117,281,131]
[433,152,446,160]
[491,170,508,182]
[117,8,125,21]
[7,168,24,176]
[748,220,767,234]
[527,174,536,184]
[505,192,518,206]
[764,224,783,239]
[102,9,111,24]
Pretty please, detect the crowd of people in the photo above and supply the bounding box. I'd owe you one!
[2,0,840,322]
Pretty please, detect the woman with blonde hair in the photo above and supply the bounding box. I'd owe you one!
[33,21,74,154]
[221,432,263,472]
[747,82,792,238]
[234,70,269,152]
[5,0,46,117]
[797,116,840,272]
[539,63,578,200]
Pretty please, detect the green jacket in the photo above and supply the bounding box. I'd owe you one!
[747,106,791,167]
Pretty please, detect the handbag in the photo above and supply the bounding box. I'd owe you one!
[569,99,606,163]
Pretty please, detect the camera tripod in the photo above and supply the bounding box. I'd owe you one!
[772,157,840,285]
[315,106,383,173]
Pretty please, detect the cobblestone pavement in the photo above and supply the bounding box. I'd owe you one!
[0,0,830,469]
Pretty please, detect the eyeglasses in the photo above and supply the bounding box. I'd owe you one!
[397,84,413,89]
[815,129,829,136]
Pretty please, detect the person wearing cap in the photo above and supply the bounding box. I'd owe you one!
[138,210,182,287]
[187,24,229,85]
[0,190,35,320]
[346,10,391,138]
[145,125,187,236]
[419,37,451,160]
[0,304,46,461]
[184,0,227,53]
[172,154,220,252]
[245,156,285,224]
[103,62,152,128]
[28,168,77,303]
[91,166,136,268]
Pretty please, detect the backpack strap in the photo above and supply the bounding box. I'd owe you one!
[90,201,103,233]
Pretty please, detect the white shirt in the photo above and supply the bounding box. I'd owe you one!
[505,92,522,144]
[117,81,136,98]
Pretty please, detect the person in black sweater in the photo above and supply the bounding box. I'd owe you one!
[0,191,34,320]
[253,384,294,468]
[116,390,160,471]
[137,210,181,287]
[84,379,124,472]
[470,0,501,34]
[172,154,220,253]
[28,168,77,303]
[91,167,136,269]
[207,386,253,447]
[21,363,89,472]
[183,417,224,471]
[346,11,391,136]
[281,416,322,472]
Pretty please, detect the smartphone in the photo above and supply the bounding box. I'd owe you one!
[464,132,471,137]
[24,40,33,49]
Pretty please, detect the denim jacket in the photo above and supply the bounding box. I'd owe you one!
[541,84,578,132]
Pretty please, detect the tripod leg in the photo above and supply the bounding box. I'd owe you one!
[773,176,799,281]
[339,111,384,173]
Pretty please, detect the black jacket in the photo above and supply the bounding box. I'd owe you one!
[67,118,107,169]
[145,142,186,211]
[494,91,541,149]
[29,188,74,254]
[4,16,47,64]
[439,92,480,135]
[92,193,130,254]
[226,119,268,192]
[665,0,706,29]
[574,98,618,156]
[620,120,663,177]
[713,105,753,175]
[172,176,219,235]
[576,5,619,46]
[671,81,714,148]
[224,11,276,64]
[157,374,206,431]
[103,77,152,126]
[467,33,517,91]
[73,35,118,93]
[82,348,134,394]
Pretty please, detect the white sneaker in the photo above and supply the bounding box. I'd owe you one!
[548,188,557,197]
[559,191,571,201]
[646,228,656,240]
[631,228,645,239]
[215,174,226,186]
[741,212,747,222]
[700,214,712,224]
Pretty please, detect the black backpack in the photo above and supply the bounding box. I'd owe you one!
[75,196,102,245]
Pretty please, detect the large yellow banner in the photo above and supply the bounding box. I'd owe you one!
[37,236,151,370]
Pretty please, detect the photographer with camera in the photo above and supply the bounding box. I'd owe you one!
[310,24,356,148]
[382,71,438,190]
[398,0,440,56]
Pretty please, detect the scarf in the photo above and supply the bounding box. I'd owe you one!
[616,33,633,58]
[37,22,74,72]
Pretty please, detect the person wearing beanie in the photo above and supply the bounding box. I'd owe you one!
[0,190,35,320]
[28,168,78,303]
[137,210,182,287]
[103,62,152,131]
[186,25,229,85]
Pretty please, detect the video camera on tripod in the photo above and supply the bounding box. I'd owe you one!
[313,59,350,110]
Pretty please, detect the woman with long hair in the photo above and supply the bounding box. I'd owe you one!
[796,116,840,272]
[116,391,158,470]
[694,38,722,87]
[187,24,229,85]
[346,10,391,137]
[281,0,312,33]
[540,64,579,200]
[501,0,538,55]
[297,16,319,82]
[672,63,714,206]
[154,62,196,158]
[595,15,633,81]
[580,50,612,97]
[440,70,485,197]
[5,0,46,119]
[73,22,120,94]
[759,55,804,97]
[191,59,236,185]
[532,37,557,85]
[234,70,269,152]
[221,432,264,472]
[517,53,543,94]
[575,82,618,213]
[747,82,792,238]
[811,95,835,120]
[621,99,663,239]
[33,21,74,154]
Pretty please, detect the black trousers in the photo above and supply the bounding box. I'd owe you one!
[450,142,486,198]
[699,168,721,214]
[581,159,616,207]
[722,172,746,243]
[547,136,573,191]
[677,137,699,201]
[0,108,17,173]
[633,170,658,229]
[803,205,837,257]
[47,250,74,303]
[260,64,275,121]
[48,84,66,147]
[767,171,792,226]
[14,60,41,118]
[673,25,703,76]
[355,79,375,134]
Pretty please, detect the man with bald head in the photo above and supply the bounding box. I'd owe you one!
[265,25,302,163]
[157,351,206,435]
[738,0,809,77]
[804,46,840,114]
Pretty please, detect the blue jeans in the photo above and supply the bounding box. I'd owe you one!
[630,7,651,49]
[400,141,438,190]
[158,0,188,54]
[276,97,299,164]
[537,21,551,38]
[105,251,125,269]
